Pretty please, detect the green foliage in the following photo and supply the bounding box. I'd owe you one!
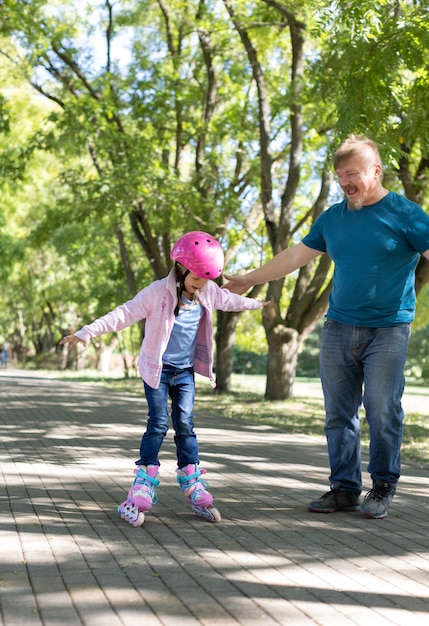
[1,0,429,380]
[407,320,429,381]
[311,1,429,177]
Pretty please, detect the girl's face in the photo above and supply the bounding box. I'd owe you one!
[183,271,209,295]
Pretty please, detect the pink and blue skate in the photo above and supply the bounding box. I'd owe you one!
[176,464,221,523]
[118,464,159,527]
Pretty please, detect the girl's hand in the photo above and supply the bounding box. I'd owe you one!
[59,335,87,350]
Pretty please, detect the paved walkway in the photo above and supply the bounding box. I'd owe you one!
[1,370,429,626]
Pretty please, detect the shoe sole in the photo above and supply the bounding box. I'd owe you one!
[360,509,388,519]
[307,504,360,513]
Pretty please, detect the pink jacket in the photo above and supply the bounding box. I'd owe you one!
[74,269,264,388]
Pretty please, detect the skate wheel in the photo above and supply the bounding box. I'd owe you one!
[132,511,145,527]
[192,505,221,523]
[208,506,221,523]
[118,502,145,527]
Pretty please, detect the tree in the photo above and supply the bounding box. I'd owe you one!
[217,0,334,398]
[311,0,429,291]
[219,0,429,399]
[1,0,271,371]
[1,0,429,397]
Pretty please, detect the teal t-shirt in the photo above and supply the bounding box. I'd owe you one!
[302,191,429,327]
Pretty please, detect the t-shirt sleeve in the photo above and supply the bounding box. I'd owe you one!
[302,213,328,253]
[406,203,429,253]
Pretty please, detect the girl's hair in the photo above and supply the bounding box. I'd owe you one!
[333,134,383,170]
[174,263,188,316]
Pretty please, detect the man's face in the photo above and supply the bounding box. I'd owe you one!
[335,152,382,210]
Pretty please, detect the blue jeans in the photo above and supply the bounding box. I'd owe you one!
[138,365,199,468]
[320,320,410,493]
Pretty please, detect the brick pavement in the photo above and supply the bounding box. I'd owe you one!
[1,369,429,626]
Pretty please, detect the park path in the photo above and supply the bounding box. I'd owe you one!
[1,369,429,626]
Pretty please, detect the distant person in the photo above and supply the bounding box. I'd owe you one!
[1,340,10,369]
[224,134,429,519]
[60,231,268,527]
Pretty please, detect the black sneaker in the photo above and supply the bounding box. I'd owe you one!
[308,486,360,513]
[360,481,396,519]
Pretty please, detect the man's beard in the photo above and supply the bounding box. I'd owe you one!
[347,197,363,210]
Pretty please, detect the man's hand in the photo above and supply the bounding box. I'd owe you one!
[222,274,252,295]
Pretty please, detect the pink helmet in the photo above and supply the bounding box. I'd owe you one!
[170,231,224,279]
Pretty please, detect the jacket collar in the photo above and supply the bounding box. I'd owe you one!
[166,268,178,297]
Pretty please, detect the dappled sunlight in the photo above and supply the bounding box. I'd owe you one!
[2,371,429,626]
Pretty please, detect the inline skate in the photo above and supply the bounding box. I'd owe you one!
[176,463,221,523]
[118,464,159,527]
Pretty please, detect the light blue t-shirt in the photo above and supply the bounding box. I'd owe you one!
[162,296,204,368]
[302,191,429,327]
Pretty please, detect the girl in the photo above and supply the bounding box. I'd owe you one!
[60,231,267,526]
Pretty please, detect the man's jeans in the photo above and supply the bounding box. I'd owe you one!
[320,320,410,493]
[139,365,199,468]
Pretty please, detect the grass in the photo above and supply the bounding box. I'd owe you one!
[40,369,429,468]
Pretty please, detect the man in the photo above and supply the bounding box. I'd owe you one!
[224,134,429,519]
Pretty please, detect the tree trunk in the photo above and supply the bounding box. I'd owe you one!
[415,256,429,296]
[96,336,120,374]
[214,310,241,392]
[265,324,300,400]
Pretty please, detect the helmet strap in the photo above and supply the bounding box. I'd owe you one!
[174,263,190,316]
